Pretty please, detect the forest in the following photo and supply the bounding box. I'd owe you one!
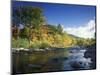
[12,6,96,50]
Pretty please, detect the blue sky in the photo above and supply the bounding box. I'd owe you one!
[12,1,96,27]
[12,1,96,38]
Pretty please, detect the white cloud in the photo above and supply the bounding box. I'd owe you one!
[64,19,95,38]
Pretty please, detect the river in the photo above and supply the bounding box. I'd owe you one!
[12,45,96,74]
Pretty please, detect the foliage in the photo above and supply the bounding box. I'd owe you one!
[20,26,30,38]
[12,38,30,48]
[12,6,96,49]
[29,40,51,49]
[13,6,45,28]
[57,24,63,34]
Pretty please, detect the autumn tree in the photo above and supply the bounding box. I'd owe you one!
[13,6,46,40]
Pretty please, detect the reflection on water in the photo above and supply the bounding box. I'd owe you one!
[12,46,93,74]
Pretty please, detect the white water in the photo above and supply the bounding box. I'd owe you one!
[62,47,92,70]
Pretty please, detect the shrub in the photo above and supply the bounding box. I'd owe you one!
[29,40,51,49]
[40,41,50,49]
[29,42,41,49]
[12,38,30,48]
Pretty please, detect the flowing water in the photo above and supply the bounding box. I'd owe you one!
[12,46,95,74]
[62,46,92,71]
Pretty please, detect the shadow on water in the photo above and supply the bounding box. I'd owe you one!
[12,48,68,74]
[12,45,96,74]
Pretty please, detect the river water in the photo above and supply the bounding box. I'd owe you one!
[62,46,92,71]
[12,45,96,74]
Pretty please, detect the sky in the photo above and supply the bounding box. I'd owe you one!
[12,1,96,38]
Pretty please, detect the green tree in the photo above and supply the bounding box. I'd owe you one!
[47,25,58,34]
[13,6,45,27]
[20,26,30,38]
[13,6,46,41]
[57,24,63,34]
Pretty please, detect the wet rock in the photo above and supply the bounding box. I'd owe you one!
[84,44,96,69]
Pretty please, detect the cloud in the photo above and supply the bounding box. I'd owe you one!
[64,19,95,38]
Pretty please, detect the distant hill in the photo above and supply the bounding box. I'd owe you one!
[68,34,82,39]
